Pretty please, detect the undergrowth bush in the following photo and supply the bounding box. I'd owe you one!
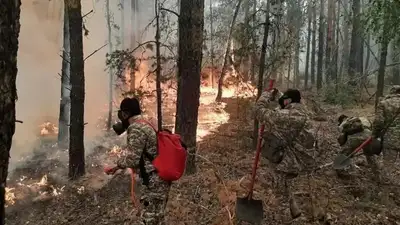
[323,84,357,106]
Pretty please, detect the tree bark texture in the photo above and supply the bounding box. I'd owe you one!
[253,1,270,148]
[348,0,362,86]
[0,0,21,223]
[392,43,400,85]
[305,1,312,89]
[67,0,85,179]
[310,0,317,86]
[175,0,204,174]
[317,0,324,90]
[58,5,71,148]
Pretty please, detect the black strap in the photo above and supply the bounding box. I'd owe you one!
[138,143,155,186]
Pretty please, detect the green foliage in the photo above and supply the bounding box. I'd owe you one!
[323,84,356,106]
[362,0,400,44]
[106,49,137,81]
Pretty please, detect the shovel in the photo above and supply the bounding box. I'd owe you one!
[333,137,373,170]
[236,79,275,224]
[236,124,265,224]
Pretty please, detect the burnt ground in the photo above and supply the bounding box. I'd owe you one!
[5,89,400,225]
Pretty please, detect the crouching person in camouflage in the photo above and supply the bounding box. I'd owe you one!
[372,85,400,183]
[336,115,381,179]
[108,97,170,225]
[255,89,315,219]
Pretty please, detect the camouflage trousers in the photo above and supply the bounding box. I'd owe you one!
[382,146,399,182]
[136,173,171,225]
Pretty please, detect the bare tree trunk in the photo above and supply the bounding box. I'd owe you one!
[58,6,71,148]
[348,0,361,86]
[340,0,350,78]
[325,0,333,84]
[0,0,21,222]
[333,0,339,91]
[215,0,243,102]
[209,0,215,88]
[375,20,390,109]
[287,54,292,89]
[155,0,162,131]
[392,43,400,85]
[317,0,324,90]
[120,0,125,49]
[311,0,317,87]
[106,0,113,130]
[253,1,270,148]
[67,0,85,179]
[305,1,312,89]
[175,0,204,174]
[130,0,139,92]
[250,0,257,83]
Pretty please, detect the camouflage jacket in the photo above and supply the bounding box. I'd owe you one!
[338,116,373,155]
[116,115,157,174]
[372,86,400,148]
[255,92,315,173]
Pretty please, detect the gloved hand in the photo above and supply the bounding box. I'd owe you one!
[104,165,120,175]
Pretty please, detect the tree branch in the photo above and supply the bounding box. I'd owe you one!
[160,7,180,18]
[84,43,108,61]
[82,9,94,18]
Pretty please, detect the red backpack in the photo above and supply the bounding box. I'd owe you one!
[136,120,187,181]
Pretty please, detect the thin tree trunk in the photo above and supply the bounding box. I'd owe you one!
[210,0,215,88]
[311,0,317,87]
[287,54,292,89]
[392,43,400,85]
[325,0,333,84]
[58,6,71,148]
[340,0,350,78]
[250,0,257,83]
[348,0,361,86]
[155,0,162,131]
[317,0,324,90]
[333,0,339,92]
[130,0,138,92]
[0,0,21,222]
[67,0,85,179]
[375,14,390,108]
[175,0,204,174]
[253,1,270,148]
[305,1,312,89]
[216,0,243,102]
[121,0,125,49]
[106,0,113,130]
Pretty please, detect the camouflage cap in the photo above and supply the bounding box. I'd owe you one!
[389,85,400,94]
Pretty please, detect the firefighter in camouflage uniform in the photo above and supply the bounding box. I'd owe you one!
[372,85,400,183]
[255,88,315,219]
[336,115,381,179]
[107,97,170,225]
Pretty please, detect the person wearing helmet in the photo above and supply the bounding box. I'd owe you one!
[255,88,315,219]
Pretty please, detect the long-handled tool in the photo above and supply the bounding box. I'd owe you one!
[104,166,139,207]
[236,79,275,224]
[236,124,265,224]
[333,137,372,170]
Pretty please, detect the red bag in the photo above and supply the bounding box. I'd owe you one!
[136,120,187,181]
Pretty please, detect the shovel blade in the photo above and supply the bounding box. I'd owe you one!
[236,197,263,224]
[333,154,352,170]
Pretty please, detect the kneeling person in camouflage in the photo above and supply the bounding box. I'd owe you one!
[336,115,381,179]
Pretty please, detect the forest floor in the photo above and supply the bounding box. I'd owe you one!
[5,86,400,225]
